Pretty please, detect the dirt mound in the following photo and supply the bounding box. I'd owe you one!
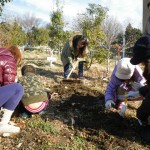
[47,82,147,149]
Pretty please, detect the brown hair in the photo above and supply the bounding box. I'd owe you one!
[7,46,22,66]
[72,35,88,58]
[21,65,36,76]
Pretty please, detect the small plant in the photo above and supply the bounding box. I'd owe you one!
[71,136,87,149]
[38,122,58,134]
[27,120,58,135]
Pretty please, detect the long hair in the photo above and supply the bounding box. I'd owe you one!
[7,45,22,66]
[72,35,88,58]
[143,59,150,86]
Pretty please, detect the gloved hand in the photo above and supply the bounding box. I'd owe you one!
[70,61,77,69]
[132,82,143,91]
[69,57,75,69]
[105,100,115,110]
[72,63,76,69]
[69,63,74,69]
[124,91,139,98]
[71,63,76,69]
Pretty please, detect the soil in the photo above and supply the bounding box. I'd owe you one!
[46,81,148,150]
[1,51,150,150]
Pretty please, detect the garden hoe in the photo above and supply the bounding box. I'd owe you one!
[62,58,85,84]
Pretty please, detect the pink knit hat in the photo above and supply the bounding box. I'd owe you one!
[115,58,135,80]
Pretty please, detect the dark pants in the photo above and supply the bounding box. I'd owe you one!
[137,95,150,123]
[64,62,84,78]
[137,86,150,123]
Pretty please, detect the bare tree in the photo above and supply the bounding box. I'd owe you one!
[102,16,123,75]
[102,16,123,47]
[72,14,84,33]
[17,13,41,32]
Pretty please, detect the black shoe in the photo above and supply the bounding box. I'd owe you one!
[140,124,150,143]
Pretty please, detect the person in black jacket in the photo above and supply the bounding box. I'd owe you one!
[129,34,150,125]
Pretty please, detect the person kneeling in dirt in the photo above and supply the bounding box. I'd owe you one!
[61,34,88,79]
[18,64,51,117]
[0,45,24,136]
[130,35,150,126]
[105,57,146,116]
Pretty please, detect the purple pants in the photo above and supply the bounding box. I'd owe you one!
[0,83,24,110]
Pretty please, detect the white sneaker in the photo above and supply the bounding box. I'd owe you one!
[0,124,20,137]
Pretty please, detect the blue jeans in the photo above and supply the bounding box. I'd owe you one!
[64,62,84,78]
[0,83,24,110]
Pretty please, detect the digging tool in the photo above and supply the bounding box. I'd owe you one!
[62,58,86,84]
[118,94,143,117]
[66,60,79,79]
[118,98,128,117]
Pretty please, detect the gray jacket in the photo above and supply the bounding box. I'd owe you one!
[61,37,88,66]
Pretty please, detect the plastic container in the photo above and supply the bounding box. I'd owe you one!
[119,103,127,117]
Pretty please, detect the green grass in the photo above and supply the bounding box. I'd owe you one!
[26,119,58,135]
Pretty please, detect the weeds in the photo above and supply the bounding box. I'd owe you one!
[26,118,58,135]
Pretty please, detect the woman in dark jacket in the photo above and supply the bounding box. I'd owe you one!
[129,34,150,125]
[61,34,88,79]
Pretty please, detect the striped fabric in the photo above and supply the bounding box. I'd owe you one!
[25,100,48,113]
